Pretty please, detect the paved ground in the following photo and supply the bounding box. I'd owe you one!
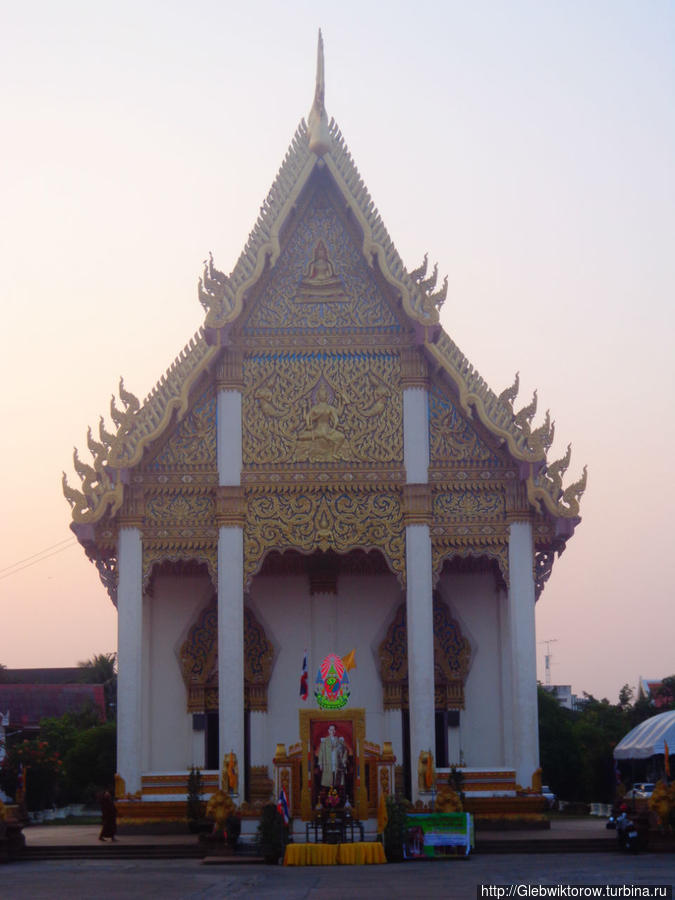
[22,817,608,845]
[2,853,674,899]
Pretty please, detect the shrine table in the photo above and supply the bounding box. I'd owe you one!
[283,842,386,866]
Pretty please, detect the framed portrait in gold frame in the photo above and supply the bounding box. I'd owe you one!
[299,707,367,821]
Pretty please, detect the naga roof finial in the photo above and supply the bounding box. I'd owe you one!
[308,29,331,157]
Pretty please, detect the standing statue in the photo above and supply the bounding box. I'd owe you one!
[418,749,435,792]
[223,751,238,794]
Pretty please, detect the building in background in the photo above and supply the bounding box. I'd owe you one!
[0,669,105,740]
[542,684,580,712]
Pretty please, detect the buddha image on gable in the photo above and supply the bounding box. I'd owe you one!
[296,240,347,303]
[293,379,351,462]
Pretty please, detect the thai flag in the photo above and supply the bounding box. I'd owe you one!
[277,787,290,825]
[299,651,308,701]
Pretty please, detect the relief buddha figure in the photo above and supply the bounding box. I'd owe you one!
[293,380,350,462]
[296,240,346,302]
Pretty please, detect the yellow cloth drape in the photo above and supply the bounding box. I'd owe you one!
[283,842,386,866]
[337,842,386,864]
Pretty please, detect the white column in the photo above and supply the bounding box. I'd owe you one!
[217,384,244,791]
[403,388,429,483]
[406,523,436,802]
[498,587,514,767]
[217,390,242,482]
[117,526,143,795]
[403,382,434,803]
[218,526,244,791]
[508,520,539,787]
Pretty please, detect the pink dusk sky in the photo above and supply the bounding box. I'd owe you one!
[1,2,673,703]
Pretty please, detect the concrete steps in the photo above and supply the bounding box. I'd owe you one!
[21,843,206,861]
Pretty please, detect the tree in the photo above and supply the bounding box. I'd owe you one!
[0,739,64,811]
[78,653,117,720]
[40,707,103,761]
[537,685,582,800]
[62,723,116,804]
[571,694,629,802]
[618,684,633,711]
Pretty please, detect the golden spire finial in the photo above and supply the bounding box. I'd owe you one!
[308,29,331,157]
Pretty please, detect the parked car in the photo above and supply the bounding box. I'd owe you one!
[623,783,655,799]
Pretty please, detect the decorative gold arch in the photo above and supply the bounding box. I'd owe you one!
[178,601,275,712]
[431,533,509,589]
[243,488,405,588]
[378,598,471,710]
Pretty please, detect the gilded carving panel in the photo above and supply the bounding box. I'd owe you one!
[431,538,509,589]
[178,601,275,712]
[242,351,403,466]
[433,490,505,521]
[244,489,405,586]
[145,492,215,525]
[378,599,471,711]
[143,542,217,592]
[147,388,216,470]
[243,190,400,333]
[429,381,502,465]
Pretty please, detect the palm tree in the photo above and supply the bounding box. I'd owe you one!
[78,653,117,720]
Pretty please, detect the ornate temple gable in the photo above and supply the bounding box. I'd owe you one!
[237,177,407,342]
[242,350,403,469]
[243,487,405,589]
[427,334,586,520]
[198,120,444,338]
[179,600,275,713]
[64,337,219,527]
[379,598,471,710]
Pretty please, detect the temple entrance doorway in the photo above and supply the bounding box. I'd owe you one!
[205,712,219,770]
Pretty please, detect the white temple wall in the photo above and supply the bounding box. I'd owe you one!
[249,572,403,768]
[437,571,504,766]
[145,574,213,772]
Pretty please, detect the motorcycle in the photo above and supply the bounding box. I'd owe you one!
[612,811,641,852]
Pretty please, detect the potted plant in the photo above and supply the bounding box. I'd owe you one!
[257,803,287,865]
[186,766,206,833]
[383,794,410,862]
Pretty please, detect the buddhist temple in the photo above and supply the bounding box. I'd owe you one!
[63,33,585,825]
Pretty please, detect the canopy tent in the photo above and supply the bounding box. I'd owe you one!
[614,710,675,760]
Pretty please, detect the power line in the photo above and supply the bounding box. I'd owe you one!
[0,537,75,574]
[0,540,78,581]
